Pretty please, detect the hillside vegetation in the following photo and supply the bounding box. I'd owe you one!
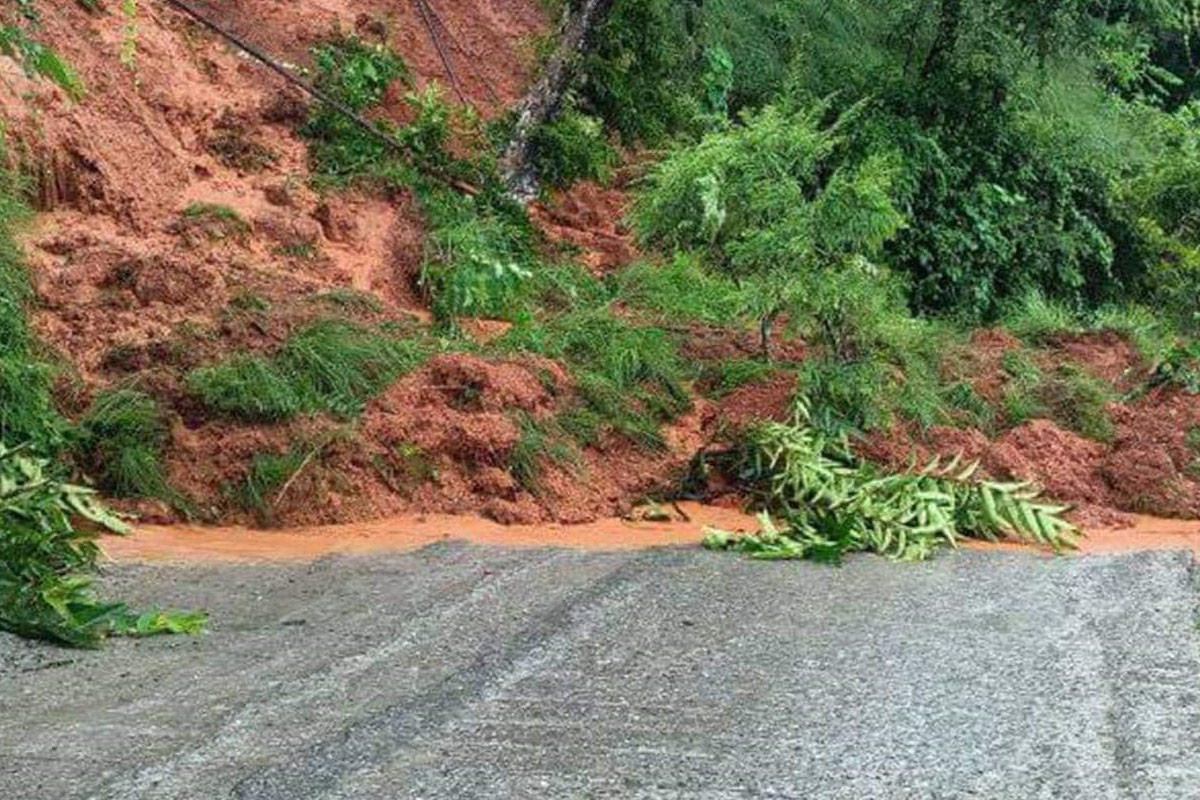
[4,0,1200,640]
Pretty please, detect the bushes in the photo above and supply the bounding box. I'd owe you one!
[0,444,205,646]
[530,110,615,188]
[633,102,904,355]
[418,185,538,322]
[188,320,427,422]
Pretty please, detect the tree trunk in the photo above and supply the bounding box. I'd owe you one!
[500,0,615,200]
[921,0,962,78]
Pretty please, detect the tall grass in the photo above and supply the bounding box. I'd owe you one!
[0,139,63,452]
[188,319,428,422]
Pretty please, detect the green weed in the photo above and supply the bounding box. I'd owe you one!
[75,389,183,505]
[530,110,616,189]
[179,203,250,242]
[187,319,427,422]
[310,288,384,314]
[227,446,311,527]
[700,359,780,399]
[0,444,205,647]
[499,308,692,449]
[508,413,579,494]
[1003,291,1081,344]
[612,255,746,327]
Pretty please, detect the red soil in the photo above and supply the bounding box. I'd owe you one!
[8,3,1200,539]
[530,181,640,272]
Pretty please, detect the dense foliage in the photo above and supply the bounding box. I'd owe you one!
[582,0,1200,327]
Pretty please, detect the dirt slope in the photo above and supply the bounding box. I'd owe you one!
[7,2,1200,532]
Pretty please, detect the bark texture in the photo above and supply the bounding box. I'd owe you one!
[500,0,615,200]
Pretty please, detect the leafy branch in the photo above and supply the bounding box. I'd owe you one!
[0,444,205,647]
[704,397,1079,563]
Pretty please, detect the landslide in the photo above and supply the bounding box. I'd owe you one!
[6,1,1200,534]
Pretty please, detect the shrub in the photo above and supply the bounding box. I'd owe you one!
[0,444,205,646]
[633,102,904,356]
[419,185,537,322]
[530,110,615,188]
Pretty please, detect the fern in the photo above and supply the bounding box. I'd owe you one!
[705,397,1078,562]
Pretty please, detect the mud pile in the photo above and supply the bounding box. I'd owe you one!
[7,2,1200,531]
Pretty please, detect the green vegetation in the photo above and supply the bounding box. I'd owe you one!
[500,307,692,449]
[179,202,250,242]
[703,399,1078,563]
[75,389,186,505]
[226,445,313,527]
[0,140,63,453]
[0,443,205,646]
[188,319,427,422]
[529,110,615,189]
[1002,358,1117,443]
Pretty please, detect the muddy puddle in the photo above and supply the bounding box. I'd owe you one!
[101,504,1200,565]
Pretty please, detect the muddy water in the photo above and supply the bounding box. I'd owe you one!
[102,503,762,564]
[104,506,1200,565]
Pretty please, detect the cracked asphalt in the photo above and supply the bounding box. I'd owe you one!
[2,544,1199,799]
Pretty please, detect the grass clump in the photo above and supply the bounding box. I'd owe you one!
[310,288,384,314]
[1002,354,1116,442]
[499,307,692,449]
[612,255,746,327]
[75,389,184,505]
[179,202,250,242]
[1003,292,1082,345]
[227,446,313,527]
[703,399,1078,563]
[0,146,63,452]
[700,359,780,399]
[187,319,427,422]
[507,412,579,494]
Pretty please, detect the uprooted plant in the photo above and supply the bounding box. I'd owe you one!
[0,443,206,647]
[703,398,1079,563]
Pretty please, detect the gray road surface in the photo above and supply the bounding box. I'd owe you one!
[2,544,1199,799]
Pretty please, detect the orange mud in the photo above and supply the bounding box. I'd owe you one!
[101,502,761,564]
[102,507,1200,565]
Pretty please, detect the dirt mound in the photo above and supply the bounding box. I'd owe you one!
[1047,330,1145,390]
[530,181,639,272]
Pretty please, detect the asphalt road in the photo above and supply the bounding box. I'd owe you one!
[2,544,1199,799]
